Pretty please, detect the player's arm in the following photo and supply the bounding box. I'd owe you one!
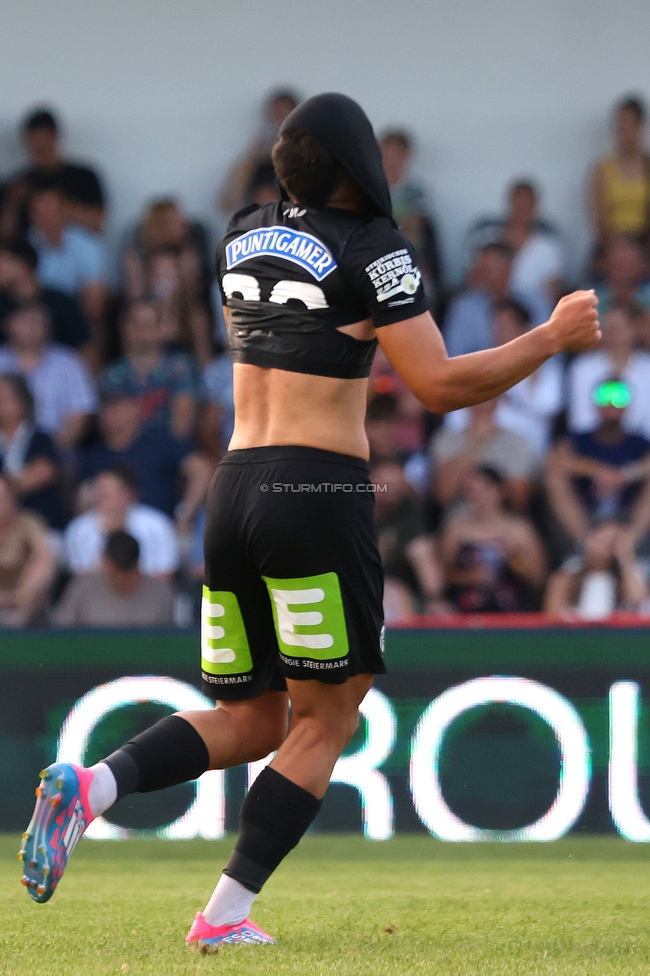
[377,291,600,415]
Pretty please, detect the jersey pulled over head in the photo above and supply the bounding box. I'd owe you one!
[277,92,395,225]
[217,92,428,380]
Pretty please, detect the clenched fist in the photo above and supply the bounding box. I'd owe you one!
[546,290,601,354]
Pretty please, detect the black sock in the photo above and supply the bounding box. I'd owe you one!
[223,766,322,894]
[103,715,210,800]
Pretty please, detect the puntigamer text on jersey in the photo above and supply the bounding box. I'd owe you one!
[225,226,337,281]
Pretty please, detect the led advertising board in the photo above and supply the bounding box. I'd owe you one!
[1,626,649,841]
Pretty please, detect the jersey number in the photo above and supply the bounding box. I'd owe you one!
[222,273,329,310]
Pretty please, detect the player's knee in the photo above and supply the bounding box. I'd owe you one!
[292,705,359,753]
[343,706,361,744]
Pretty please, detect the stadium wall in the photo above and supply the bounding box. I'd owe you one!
[0,0,649,281]
[3,625,650,840]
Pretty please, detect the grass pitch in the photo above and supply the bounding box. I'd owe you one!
[1,834,650,975]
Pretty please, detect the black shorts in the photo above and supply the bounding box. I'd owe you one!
[201,446,385,700]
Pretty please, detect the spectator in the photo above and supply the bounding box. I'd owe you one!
[0,238,90,350]
[588,95,650,251]
[123,197,212,314]
[635,306,650,352]
[0,302,97,448]
[217,88,299,214]
[380,129,442,302]
[100,301,198,439]
[368,349,428,456]
[546,378,650,546]
[0,374,64,528]
[366,393,402,464]
[443,243,547,359]
[199,351,234,460]
[545,522,647,617]
[431,398,538,513]
[246,160,281,206]
[28,180,108,350]
[124,224,213,369]
[466,180,563,310]
[372,460,447,620]
[592,235,650,314]
[567,302,650,439]
[365,382,430,495]
[0,473,55,626]
[440,466,547,613]
[53,530,174,627]
[443,299,563,457]
[78,391,213,524]
[64,467,179,579]
[0,107,106,239]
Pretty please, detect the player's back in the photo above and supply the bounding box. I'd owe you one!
[217,200,427,458]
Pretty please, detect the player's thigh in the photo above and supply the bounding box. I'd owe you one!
[201,462,285,702]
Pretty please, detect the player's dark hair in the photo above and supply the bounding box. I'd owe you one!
[272,129,343,208]
[0,237,38,271]
[494,298,531,329]
[0,373,35,420]
[23,107,59,134]
[105,530,140,571]
[617,95,647,122]
[101,464,139,494]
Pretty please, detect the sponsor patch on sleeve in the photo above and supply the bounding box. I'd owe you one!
[364,248,422,305]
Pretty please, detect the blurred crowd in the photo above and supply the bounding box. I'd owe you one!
[1,89,650,628]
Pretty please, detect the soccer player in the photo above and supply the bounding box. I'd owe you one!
[19,93,600,950]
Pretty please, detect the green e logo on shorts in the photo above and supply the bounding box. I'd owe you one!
[263,571,349,661]
[201,586,253,676]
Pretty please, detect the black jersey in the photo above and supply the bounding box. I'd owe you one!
[216,201,429,379]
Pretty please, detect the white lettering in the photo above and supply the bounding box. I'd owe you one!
[410,676,591,842]
[269,280,328,309]
[270,587,334,649]
[331,688,396,840]
[306,245,323,266]
[314,253,333,274]
[295,239,314,262]
[609,681,650,841]
[275,232,292,251]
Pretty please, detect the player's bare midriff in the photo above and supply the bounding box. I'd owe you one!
[228,318,375,460]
